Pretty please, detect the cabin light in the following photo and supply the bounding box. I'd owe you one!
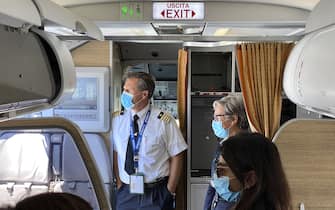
[151,23,205,35]
[183,27,203,35]
[214,28,230,36]
[183,41,236,47]
[97,22,156,36]
[44,26,85,36]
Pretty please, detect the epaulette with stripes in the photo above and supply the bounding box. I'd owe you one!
[157,111,171,123]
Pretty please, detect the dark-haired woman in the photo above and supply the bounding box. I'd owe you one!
[216,132,292,210]
[14,192,92,210]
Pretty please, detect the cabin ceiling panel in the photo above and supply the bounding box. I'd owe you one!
[55,2,310,22]
[204,2,309,22]
[50,0,321,39]
[52,0,320,11]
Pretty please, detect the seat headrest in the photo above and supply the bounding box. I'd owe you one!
[0,133,50,183]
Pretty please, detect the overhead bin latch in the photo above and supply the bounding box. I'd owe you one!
[4,23,33,35]
[20,23,33,34]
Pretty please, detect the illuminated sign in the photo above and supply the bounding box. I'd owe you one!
[153,2,204,20]
[120,2,143,20]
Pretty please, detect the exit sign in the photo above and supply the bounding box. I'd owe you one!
[153,2,204,20]
[120,2,143,20]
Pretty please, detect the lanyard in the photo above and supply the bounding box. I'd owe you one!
[129,109,151,170]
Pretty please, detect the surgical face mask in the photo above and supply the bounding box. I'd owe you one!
[121,91,134,110]
[121,91,145,110]
[212,120,229,138]
[213,175,240,202]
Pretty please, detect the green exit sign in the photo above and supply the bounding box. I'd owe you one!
[120,2,143,20]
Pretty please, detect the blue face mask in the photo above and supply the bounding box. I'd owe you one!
[212,120,229,138]
[213,175,240,202]
[121,91,135,110]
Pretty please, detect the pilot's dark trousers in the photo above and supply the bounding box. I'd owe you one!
[116,178,174,210]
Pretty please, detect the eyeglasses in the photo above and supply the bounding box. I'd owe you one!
[213,114,230,122]
[216,166,230,177]
[216,164,237,179]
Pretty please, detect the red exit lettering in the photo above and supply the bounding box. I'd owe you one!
[161,9,196,19]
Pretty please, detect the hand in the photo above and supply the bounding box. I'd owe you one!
[116,182,123,190]
[167,184,176,195]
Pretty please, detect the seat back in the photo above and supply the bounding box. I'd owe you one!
[53,133,111,209]
[0,132,51,208]
[84,134,112,198]
[0,130,111,209]
[273,119,335,210]
[55,134,96,208]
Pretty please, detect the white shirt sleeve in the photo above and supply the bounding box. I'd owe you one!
[164,115,188,157]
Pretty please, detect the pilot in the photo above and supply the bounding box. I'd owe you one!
[111,71,187,210]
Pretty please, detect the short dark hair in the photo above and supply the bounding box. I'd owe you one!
[221,133,292,210]
[123,71,156,99]
[14,192,92,210]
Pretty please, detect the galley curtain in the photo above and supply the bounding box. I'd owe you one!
[177,49,188,137]
[176,48,188,210]
[236,42,294,139]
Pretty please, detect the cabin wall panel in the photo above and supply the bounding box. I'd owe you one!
[71,41,109,67]
[111,42,122,112]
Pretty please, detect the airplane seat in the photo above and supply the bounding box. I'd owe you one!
[0,132,51,208]
[83,133,112,199]
[55,133,98,209]
[273,119,335,210]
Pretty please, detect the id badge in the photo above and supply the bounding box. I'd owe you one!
[129,173,144,194]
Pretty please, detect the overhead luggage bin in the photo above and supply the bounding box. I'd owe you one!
[0,25,76,121]
[0,0,103,121]
[0,0,41,28]
[33,0,104,40]
[283,6,335,118]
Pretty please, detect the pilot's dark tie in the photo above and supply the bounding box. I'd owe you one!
[125,114,139,175]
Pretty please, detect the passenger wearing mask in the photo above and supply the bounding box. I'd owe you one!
[216,132,292,210]
[204,94,249,210]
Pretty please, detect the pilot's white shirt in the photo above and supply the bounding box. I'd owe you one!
[111,104,188,184]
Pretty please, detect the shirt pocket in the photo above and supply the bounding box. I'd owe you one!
[141,132,164,155]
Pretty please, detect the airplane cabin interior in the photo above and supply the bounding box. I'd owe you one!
[0,1,335,210]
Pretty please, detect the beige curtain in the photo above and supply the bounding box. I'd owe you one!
[236,43,293,139]
[177,49,188,138]
[176,48,188,210]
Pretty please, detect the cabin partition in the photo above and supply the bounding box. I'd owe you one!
[186,45,239,210]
